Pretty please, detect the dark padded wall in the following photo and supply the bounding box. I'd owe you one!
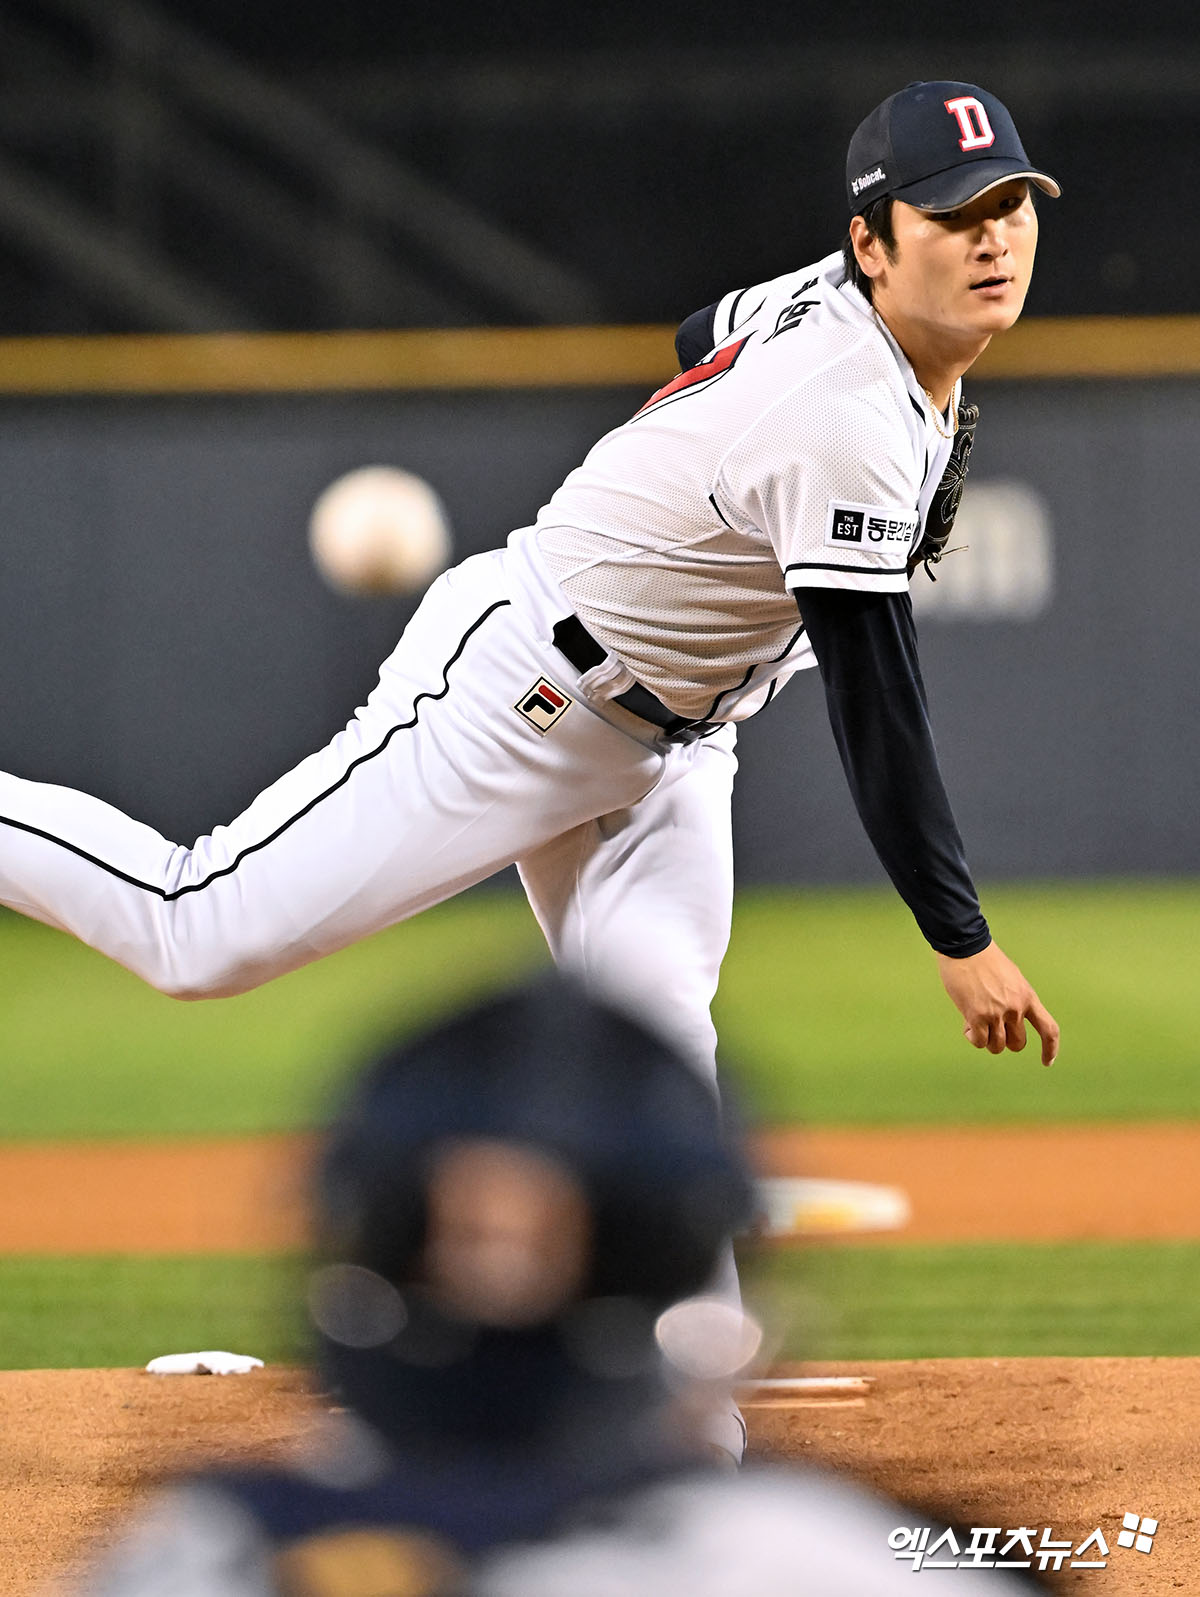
[0,381,1195,883]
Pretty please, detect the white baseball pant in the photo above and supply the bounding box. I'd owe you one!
[0,545,737,1080]
[0,541,748,1458]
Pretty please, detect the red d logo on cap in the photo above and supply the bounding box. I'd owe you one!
[944,96,996,152]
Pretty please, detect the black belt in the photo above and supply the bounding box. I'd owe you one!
[551,616,716,744]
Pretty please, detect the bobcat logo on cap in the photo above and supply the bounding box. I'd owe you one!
[851,164,887,197]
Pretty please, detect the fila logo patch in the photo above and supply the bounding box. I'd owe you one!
[826,501,920,548]
[944,95,996,152]
[515,677,573,733]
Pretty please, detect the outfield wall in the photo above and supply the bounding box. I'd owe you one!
[0,326,1195,884]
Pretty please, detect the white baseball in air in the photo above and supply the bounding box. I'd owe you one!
[308,466,452,595]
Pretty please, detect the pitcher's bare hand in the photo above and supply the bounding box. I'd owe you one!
[936,943,1059,1065]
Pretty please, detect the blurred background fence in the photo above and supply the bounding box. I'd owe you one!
[0,358,1197,882]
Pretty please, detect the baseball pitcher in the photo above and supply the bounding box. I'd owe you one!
[0,82,1060,1458]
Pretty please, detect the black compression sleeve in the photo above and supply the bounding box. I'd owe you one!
[675,303,719,370]
[797,587,991,958]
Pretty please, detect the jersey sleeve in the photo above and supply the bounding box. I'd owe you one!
[712,366,922,595]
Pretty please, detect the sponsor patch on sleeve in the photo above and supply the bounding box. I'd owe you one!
[825,500,920,551]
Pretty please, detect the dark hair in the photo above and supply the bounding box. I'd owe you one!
[841,195,897,302]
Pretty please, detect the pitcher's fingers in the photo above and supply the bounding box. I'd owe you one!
[964,1019,987,1050]
[1006,1014,1028,1053]
[1029,1001,1060,1066]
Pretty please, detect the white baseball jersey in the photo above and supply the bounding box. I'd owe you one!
[527,251,959,722]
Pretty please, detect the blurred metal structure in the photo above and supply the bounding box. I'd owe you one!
[0,3,1195,330]
[0,141,243,330]
[309,42,1200,123]
[0,0,600,331]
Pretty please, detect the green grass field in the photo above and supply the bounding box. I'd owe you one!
[0,1256,307,1370]
[1,879,1197,1367]
[2,878,1198,1137]
[748,1241,1200,1359]
[3,1242,1196,1368]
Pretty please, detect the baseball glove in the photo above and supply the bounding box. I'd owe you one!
[906,399,979,579]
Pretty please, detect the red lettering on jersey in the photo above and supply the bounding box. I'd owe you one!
[943,96,996,152]
[635,336,750,416]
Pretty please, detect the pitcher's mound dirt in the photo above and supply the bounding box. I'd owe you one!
[3,1359,1194,1596]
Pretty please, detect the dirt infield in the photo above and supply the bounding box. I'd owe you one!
[2,1122,1199,1251]
[3,1360,1193,1595]
[2,1125,1197,1593]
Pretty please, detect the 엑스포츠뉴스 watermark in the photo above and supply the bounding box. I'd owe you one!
[888,1511,1159,1572]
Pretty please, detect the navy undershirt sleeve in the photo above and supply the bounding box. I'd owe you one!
[797,587,991,958]
[675,303,719,370]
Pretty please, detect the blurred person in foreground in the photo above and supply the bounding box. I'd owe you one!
[75,978,1046,1597]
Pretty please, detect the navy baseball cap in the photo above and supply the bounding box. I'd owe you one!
[846,81,1061,217]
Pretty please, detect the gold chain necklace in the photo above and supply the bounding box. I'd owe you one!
[923,389,957,439]
[870,308,957,439]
